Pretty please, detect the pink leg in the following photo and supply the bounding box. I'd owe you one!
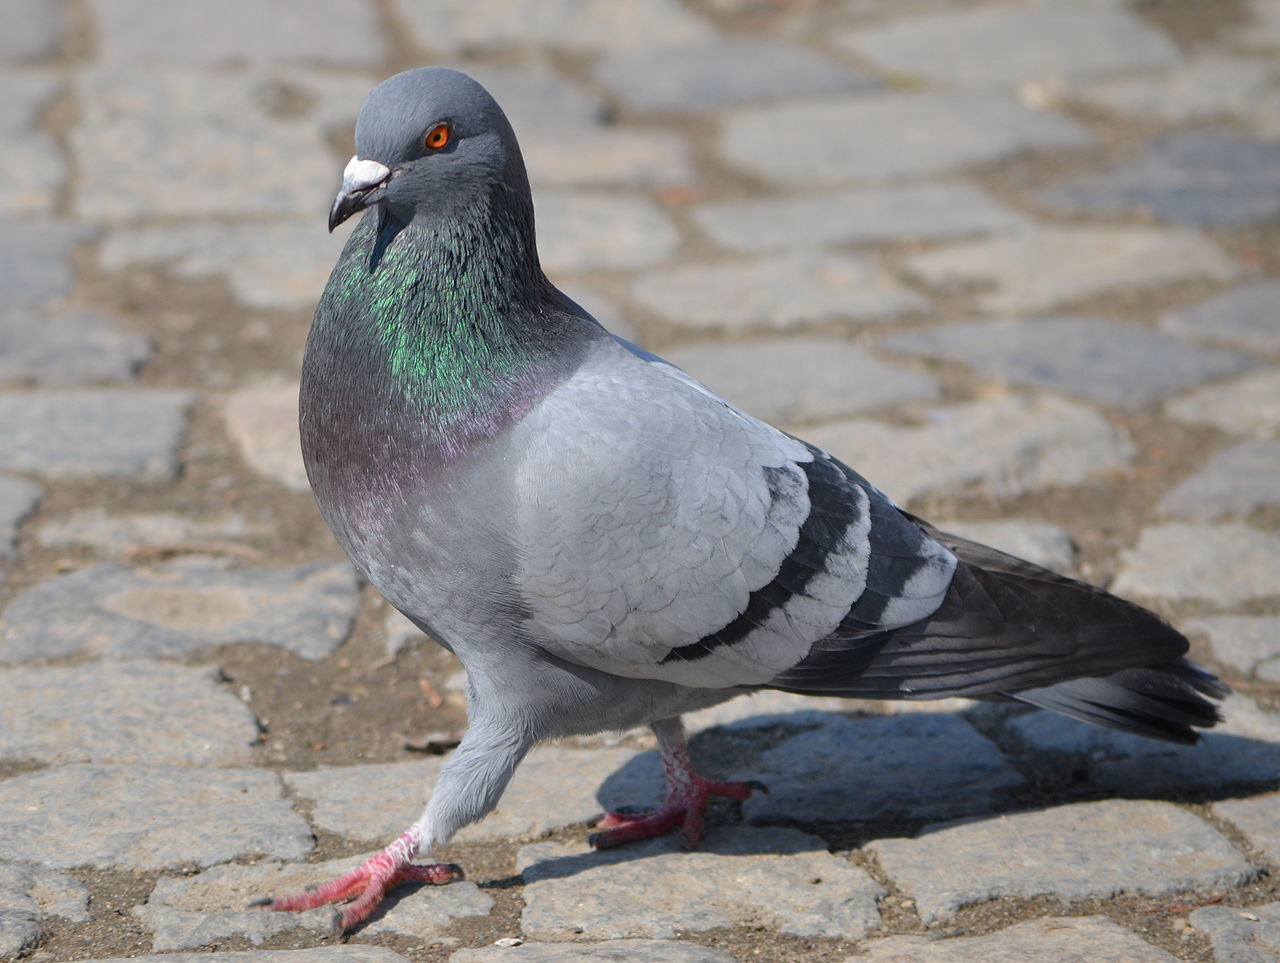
[251,828,462,933]
[590,718,766,849]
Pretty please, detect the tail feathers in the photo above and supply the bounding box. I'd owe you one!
[1010,657,1227,745]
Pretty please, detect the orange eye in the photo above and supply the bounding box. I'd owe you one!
[424,123,450,150]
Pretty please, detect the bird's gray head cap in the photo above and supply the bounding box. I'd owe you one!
[328,67,527,232]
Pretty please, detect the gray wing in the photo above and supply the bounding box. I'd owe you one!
[508,339,956,689]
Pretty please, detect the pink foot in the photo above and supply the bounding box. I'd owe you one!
[252,830,462,933]
[591,776,767,849]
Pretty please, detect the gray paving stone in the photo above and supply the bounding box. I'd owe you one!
[0,558,360,663]
[0,765,311,870]
[684,690,855,734]
[524,127,694,188]
[285,746,664,844]
[632,253,928,331]
[852,916,1178,963]
[885,317,1256,409]
[934,519,1078,573]
[395,0,717,55]
[0,389,194,479]
[594,38,876,112]
[804,395,1135,504]
[869,799,1254,924]
[1038,131,1280,228]
[1160,282,1280,355]
[693,183,1031,254]
[99,220,355,311]
[72,66,370,221]
[568,288,641,345]
[36,508,260,553]
[0,660,258,766]
[1166,369,1280,437]
[1233,0,1280,52]
[0,219,93,308]
[1158,441,1280,520]
[519,826,883,941]
[459,66,608,133]
[1188,616,1280,682]
[1190,902,1280,963]
[1071,54,1280,126]
[452,941,739,963]
[746,713,1021,823]
[1216,794,1280,868]
[905,227,1240,314]
[1008,693,1280,794]
[1113,523,1280,606]
[90,0,385,65]
[0,309,151,385]
[837,6,1178,87]
[221,380,308,491]
[664,337,940,425]
[537,193,681,273]
[0,0,67,60]
[721,90,1092,186]
[0,475,40,558]
[0,862,88,959]
[0,71,66,215]
[136,855,493,949]
[83,950,410,963]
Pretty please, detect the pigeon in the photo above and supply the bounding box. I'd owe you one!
[261,66,1226,931]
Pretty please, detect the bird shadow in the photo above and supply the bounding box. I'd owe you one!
[514,705,1280,882]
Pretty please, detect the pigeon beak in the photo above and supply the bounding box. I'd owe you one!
[329,156,393,232]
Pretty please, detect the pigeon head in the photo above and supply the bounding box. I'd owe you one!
[328,67,528,233]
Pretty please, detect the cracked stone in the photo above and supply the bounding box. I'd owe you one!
[1038,131,1280,228]
[745,713,1022,823]
[395,0,717,55]
[1113,523,1280,606]
[1188,616,1280,683]
[905,226,1240,314]
[1160,281,1280,355]
[0,390,194,479]
[135,855,493,950]
[0,557,360,663]
[1165,369,1280,437]
[632,253,928,331]
[285,746,664,844]
[837,5,1178,87]
[89,0,386,66]
[0,309,151,385]
[853,916,1178,962]
[0,660,259,766]
[1190,901,1280,963]
[804,395,1135,504]
[870,799,1254,923]
[0,765,312,871]
[664,337,940,425]
[721,90,1092,186]
[519,827,883,941]
[1158,440,1280,520]
[594,38,876,111]
[221,380,308,491]
[693,183,1030,254]
[1216,793,1280,870]
[933,519,1078,573]
[0,475,40,558]
[536,193,681,272]
[885,316,1256,409]
[0,862,89,959]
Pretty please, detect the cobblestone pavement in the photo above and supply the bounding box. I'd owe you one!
[3,1,1280,961]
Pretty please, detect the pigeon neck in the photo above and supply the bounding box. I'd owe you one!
[313,188,561,460]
